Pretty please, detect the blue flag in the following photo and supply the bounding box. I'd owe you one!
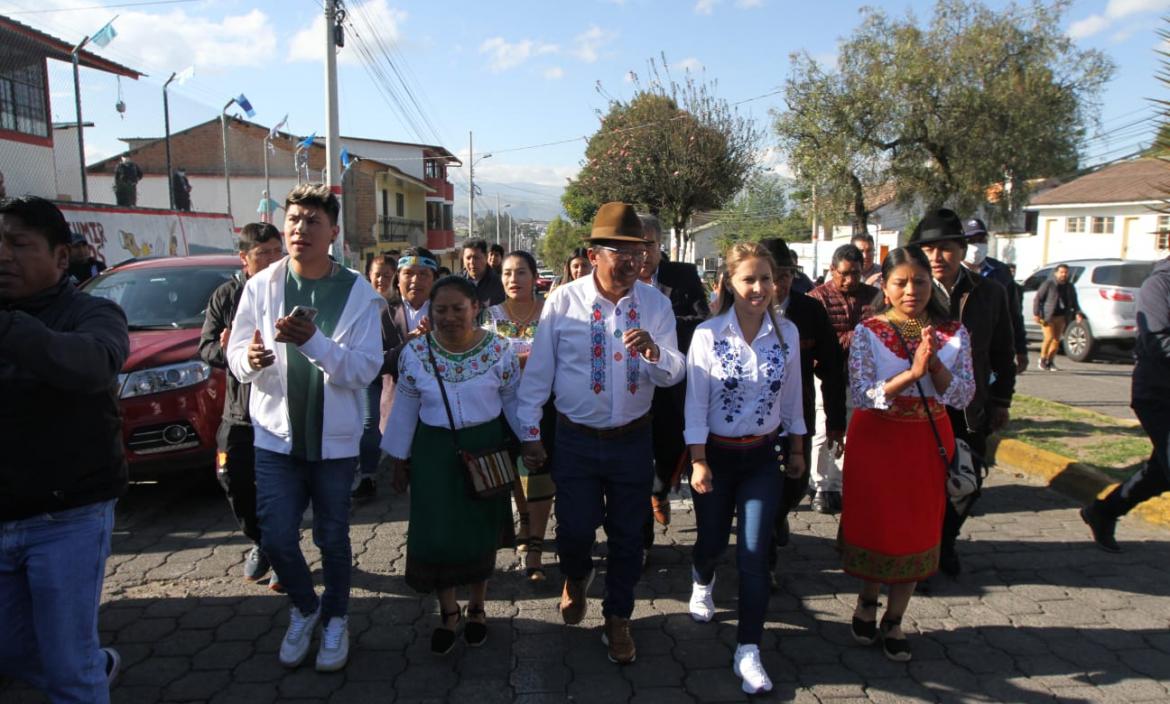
[90,19,117,48]
[236,94,255,118]
[341,147,351,170]
[297,132,317,149]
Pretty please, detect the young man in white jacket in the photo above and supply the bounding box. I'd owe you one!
[227,184,385,672]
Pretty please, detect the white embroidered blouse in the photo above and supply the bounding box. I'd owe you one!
[516,274,685,439]
[380,331,524,460]
[848,317,976,410]
[684,309,807,445]
[483,303,540,357]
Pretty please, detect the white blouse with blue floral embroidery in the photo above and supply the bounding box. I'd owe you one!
[684,308,807,445]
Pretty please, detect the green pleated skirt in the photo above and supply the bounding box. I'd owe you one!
[405,419,513,593]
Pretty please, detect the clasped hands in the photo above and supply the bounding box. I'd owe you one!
[909,326,942,380]
[247,315,319,370]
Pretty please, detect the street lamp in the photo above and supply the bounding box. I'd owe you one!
[221,93,255,221]
[467,142,491,239]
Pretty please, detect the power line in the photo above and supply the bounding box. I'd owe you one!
[2,0,199,13]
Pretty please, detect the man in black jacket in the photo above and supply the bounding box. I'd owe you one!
[638,214,710,537]
[199,223,283,586]
[1033,264,1083,371]
[962,218,1028,374]
[761,238,846,567]
[0,197,130,703]
[1081,256,1170,551]
[462,238,505,307]
[912,209,1017,578]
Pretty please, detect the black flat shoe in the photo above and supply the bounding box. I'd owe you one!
[431,608,462,655]
[464,605,488,647]
[880,617,911,662]
[851,598,880,645]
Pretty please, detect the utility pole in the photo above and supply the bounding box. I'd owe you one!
[163,72,176,209]
[468,131,475,240]
[495,193,501,246]
[325,0,345,263]
[70,36,91,202]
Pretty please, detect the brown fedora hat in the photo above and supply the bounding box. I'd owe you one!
[585,202,646,243]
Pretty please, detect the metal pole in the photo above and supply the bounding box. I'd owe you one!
[71,37,90,203]
[221,99,236,219]
[463,130,467,238]
[163,72,176,209]
[325,0,344,262]
[495,193,500,246]
[263,134,271,223]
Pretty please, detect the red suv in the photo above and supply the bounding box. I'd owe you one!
[83,255,240,479]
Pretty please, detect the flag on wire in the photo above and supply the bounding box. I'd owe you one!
[173,66,195,85]
[90,19,117,48]
[297,132,317,149]
[267,114,288,154]
[236,94,255,118]
[340,147,351,170]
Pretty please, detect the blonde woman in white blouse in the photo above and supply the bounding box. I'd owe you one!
[684,242,806,695]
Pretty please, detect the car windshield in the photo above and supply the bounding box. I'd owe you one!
[1090,262,1155,288]
[85,265,237,329]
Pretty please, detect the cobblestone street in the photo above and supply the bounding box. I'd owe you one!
[5,466,1170,703]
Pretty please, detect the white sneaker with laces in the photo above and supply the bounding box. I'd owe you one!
[733,643,773,694]
[689,575,715,623]
[316,616,350,671]
[279,606,320,668]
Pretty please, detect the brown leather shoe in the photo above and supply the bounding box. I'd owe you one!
[602,615,636,664]
[651,496,671,526]
[559,569,594,625]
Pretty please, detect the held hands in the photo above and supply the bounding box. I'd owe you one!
[247,330,275,370]
[407,316,431,341]
[275,315,317,346]
[622,328,660,363]
[521,440,548,471]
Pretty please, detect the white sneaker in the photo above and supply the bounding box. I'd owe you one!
[733,643,773,694]
[315,616,350,672]
[689,575,715,623]
[279,606,320,668]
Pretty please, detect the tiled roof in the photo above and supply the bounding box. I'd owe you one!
[1028,158,1170,206]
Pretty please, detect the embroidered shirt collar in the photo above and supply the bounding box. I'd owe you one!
[717,308,775,345]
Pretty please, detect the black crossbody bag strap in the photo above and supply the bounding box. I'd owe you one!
[889,324,950,469]
[424,334,463,454]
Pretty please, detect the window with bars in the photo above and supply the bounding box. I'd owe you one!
[0,60,49,138]
[1066,216,1086,233]
[1091,216,1115,234]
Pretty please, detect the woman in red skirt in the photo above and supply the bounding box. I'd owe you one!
[841,245,974,662]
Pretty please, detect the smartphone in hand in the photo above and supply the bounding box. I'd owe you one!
[288,305,319,322]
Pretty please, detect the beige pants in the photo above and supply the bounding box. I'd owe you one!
[1040,316,1067,360]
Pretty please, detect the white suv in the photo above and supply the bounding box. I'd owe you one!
[1020,258,1156,362]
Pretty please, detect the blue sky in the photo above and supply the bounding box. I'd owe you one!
[3,0,1167,215]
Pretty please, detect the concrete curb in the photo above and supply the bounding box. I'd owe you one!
[989,436,1170,530]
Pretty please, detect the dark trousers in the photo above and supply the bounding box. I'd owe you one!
[942,408,988,557]
[216,422,261,545]
[1099,398,1170,517]
[552,419,653,619]
[768,435,811,570]
[651,383,687,496]
[692,441,781,645]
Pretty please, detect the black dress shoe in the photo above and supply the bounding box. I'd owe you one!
[811,492,836,515]
[825,491,843,512]
[1081,504,1122,553]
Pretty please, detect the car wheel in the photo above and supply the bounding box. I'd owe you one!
[1063,320,1095,362]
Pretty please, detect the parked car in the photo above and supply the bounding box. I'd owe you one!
[1020,258,1155,362]
[83,255,240,478]
[536,268,555,293]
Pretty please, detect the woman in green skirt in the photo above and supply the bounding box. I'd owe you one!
[382,276,525,655]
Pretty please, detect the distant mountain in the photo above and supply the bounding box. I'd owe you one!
[454,181,566,222]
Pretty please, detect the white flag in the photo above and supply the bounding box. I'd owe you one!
[173,66,195,85]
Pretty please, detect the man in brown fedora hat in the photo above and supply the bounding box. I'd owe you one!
[518,202,685,665]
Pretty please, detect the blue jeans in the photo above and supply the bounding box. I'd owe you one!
[0,499,116,704]
[552,418,653,619]
[357,376,383,480]
[691,441,781,645]
[255,449,356,619]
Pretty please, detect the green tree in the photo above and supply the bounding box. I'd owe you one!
[775,0,1114,230]
[539,216,587,272]
[561,180,600,226]
[569,56,761,259]
[712,175,812,251]
[475,209,519,247]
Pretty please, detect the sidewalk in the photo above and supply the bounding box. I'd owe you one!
[4,466,1170,703]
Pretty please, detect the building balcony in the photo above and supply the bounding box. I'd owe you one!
[424,178,455,202]
[380,215,426,245]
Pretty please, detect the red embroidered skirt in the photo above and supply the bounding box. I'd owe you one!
[840,398,952,583]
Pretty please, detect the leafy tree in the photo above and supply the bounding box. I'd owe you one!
[561,180,600,226]
[476,209,519,247]
[538,216,587,272]
[775,0,1114,231]
[713,175,811,251]
[568,56,761,259]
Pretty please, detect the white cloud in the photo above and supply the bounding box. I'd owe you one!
[572,25,616,63]
[1068,0,1170,39]
[756,146,794,179]
[479,37,559,72]
[544,66,565,80]
[288,0,407,65]
[674,57,704,73]
[735,0,764,7]
[694,0,718,14]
